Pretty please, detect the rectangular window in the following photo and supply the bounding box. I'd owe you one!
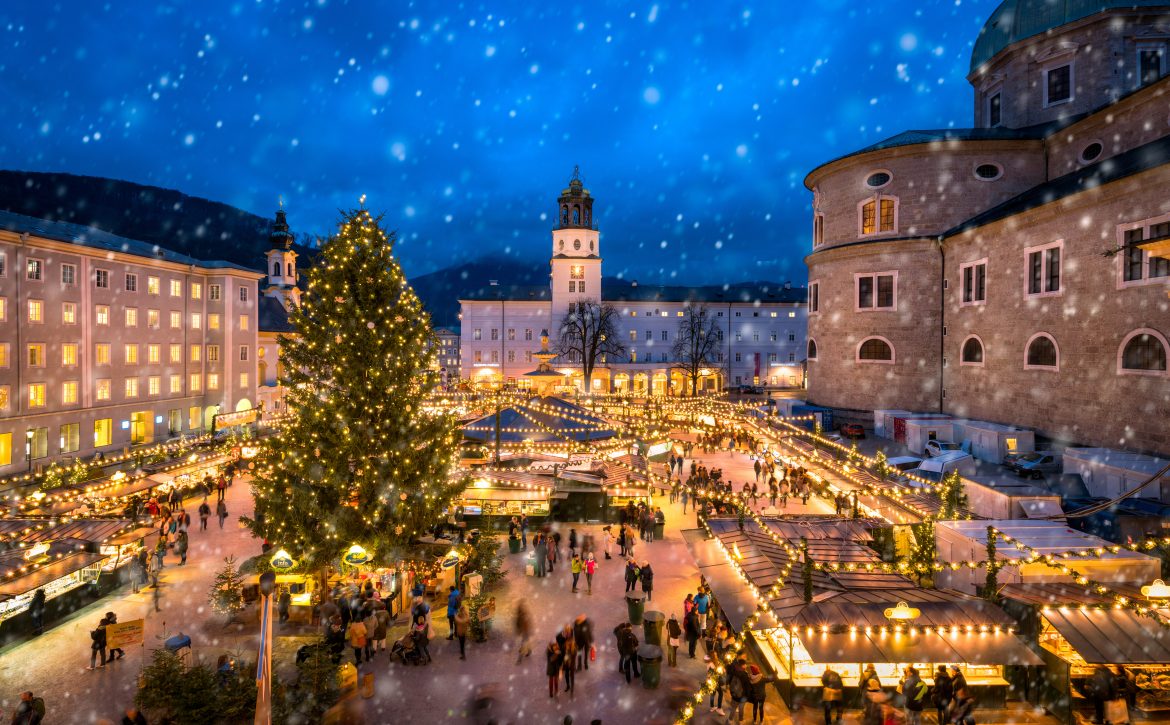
[208,345,220,362]
[770,311,778,318]
[148,309,159,328]
[60,423,80,453]
[1139,47,1165,86]
[170,279,182,297]
[96,305,109,325]
[209,313,220,330]
[27,383,46,408]
[630,350,637,363]
[26,258,43,281]
[148,276,160,295]
[568,281,576,293]
[490,328,498,341]
[769,353,777,363]
[148,344,160,364]
[735,333,742,342]
[168,409,181,434]
[169,344,182,363]
[62,302,76,324]
[879,199,895,232]
[148,376,161,396]
[27,299,43,323]
[813,214,824,247]
[960,260,988,305]
[0,344,7,368]
[507,328,515,341]
[0,433,9,465]
[95,269,110,289]
[125,344,138,364]
[29,428,48,459]
[988,92,1002,127]
[190,345,201,363]
[0,253,4,278]
[525,329,533,341]
[630,330,638,342]
[125,308,138,327]
[170,311,181,329]
[239,287,249,302]
[125,273,137,292]
[579,281,585,293]
[645,330,652,341]
[189,373,201,392]
[239,345,249,361]
[190,312,202,330]
[96,379,111,401]
[1045,64,1072,106]
[1121,222,1170,285]
[809,282,820,313]
[856,272,897,310]
[191,282,202,300]
[62,343,77,367]
[770,333,778,342]
[661,330,668,341]
[239,314,249,331]
[1026,242,1062,296]
[95,344,111,365]
[61,263,76,285]
[735,353,742,362]
[170,375,183,394]
[209,284,221,301]
[189,406,200,430]
[474,350,482,363]
[27,344,45,367]
[124,377,139,398]
[473,329,482,340]
[208,373,220,390]
[62,380,78,405]
[489,350,499,363]
[94,419,113,448]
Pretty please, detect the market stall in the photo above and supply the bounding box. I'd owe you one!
[456,470,554,519]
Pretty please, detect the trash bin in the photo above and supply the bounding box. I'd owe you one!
[637,643,663,689]
[625,592,646,625]
[653,521,665,540]
[508,537,521,554]
[643,610,665,646]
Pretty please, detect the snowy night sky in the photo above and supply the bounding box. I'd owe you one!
[0,0,999,284]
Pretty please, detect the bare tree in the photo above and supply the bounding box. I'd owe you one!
[555,299,627,393]
[672,304,722,396]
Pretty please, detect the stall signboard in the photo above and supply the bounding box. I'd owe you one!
[270,550,296,571]
[214,408,258,432]
[343,545,370,566]
[106,619,145,649]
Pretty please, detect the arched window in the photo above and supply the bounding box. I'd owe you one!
[561,205,569,225]
[272,261,280,276]
[807,339,818,360]
[258,360,268,385]
[572,205,581,225]
[859,196,897,235]
[857,337,894,363]
[1119,329,1168,374]
[286,262,293,276]
[961,336,984,366]
[584,209,591,226]
[1025,333,1059,370]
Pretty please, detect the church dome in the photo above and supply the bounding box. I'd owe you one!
[970,0,1170,73]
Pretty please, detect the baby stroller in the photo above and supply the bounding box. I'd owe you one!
[389,631,423,666]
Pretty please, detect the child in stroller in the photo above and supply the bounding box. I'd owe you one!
[389,630,425,665]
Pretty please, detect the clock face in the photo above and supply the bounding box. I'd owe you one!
[574,239,581,250]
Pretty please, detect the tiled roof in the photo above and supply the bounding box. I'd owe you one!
[258,295,295,333]
[0,209,261,273]
[459,284,551,302]
[605,282,807,304]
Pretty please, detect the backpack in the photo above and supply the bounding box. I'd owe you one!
[91,628,102,643]
[729,670,746,700]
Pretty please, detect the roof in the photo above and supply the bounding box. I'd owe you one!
[258,296,295,333]
[461,396,617,443]
[603,282,807,304]
[0,209,260,274]
[1039,607,1170,664]
[459,285,550,302]
[947,134,1170,236]
[970,0,1170,73]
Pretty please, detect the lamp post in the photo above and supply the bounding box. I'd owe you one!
[255,571,276,725]
[25,429,34,472]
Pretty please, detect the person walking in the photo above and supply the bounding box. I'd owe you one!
[520,514,529,551]
[901,666,927,725]
[726,657,752,723]
[534,533,548,577]
[573,614,594,672]
[753,459,762,482]
[684,607,701,659]
[104,612,126,661]
[694,590,710,632]
[454,604,470,660]
[198,499,211,531]
[708,661,726,716]
[748,663,771,724]
[950,687,977,725]
[346,616,367,665]
[412,613,432,664]
[561,629,578,699]
[175,529,189,566]
[821,666,844,724]
[602,526,614,560]
[546,641,563,698]
[547,532,558,573]
[666,613,682,667]
[216,499,229,529]
[570,553,582,593]
[514,600,533,663]
[29,589,45,635]
[624,559,639,593]
[87,617,108,670]
[9,691,45,725]
[568,528,578,557]
[446,585,462,640]
[216,475,227,502]
[931,665,953,725]
[640,561,654,601]
[584,553,597,594]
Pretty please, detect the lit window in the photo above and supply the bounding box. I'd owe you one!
[169,344,182,363]
[239,315,249,331]
[62,344,77,367]
[208,373,220,390]
[96,305,110,325]
[148,344,160,364]
[95,344,111,365]
[148,309,160,328]
[190,313,202,330]
[62,302,76,324]
[96,379,111,401]
[239,372,249,388]
[95,269,109,289]
[124,378,139,398]
[0,344,7,368]
[209,313,221,330]
[125,344,138,364]
[125,308,138,327]
[1121,222,1170,285]
[125,273,138,292]
[190,345,201,363]
[170,311,181,329]
[170,375,183,394]
[27,383,46,408]
[60,423,80,453]
[770,312,777,318]
[191,282,202,300]
[62,381,78,404]
[861,198,896,235]
[148,376,161,396]
[27,299,43,323]
[148,276,160,295]
[27,344,45,367]
[170,279,182,297]
[94,419,112,447]
[189,373,202,392]
[0,433,9,465]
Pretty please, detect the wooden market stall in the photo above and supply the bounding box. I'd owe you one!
[456,470,554,520]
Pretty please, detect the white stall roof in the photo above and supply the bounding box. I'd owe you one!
[1064,447,1168,476]
[938,520,1154,565]
[962,420,1030,434]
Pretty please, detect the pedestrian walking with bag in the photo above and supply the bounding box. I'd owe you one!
[216,499,229,529]
[514,600,533,663]
[573,614,594,672]
[86,617,108,670]
[584,553,597,594]
[822,666,844,724]
[570,553,582,593]
[198,499,211,531]
[666,613,682,667]
[454,604,470,660]
[546,641,563,698]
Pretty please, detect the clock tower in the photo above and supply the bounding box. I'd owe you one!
[550,167,602,319]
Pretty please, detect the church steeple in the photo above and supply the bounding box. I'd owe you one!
[556,165,595,231]
[269,199,294,250]
[264,202,300,308]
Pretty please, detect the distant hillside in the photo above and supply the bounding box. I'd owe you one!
[0,170,316,270]
[411,255,551,326]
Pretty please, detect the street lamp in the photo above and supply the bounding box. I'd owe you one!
[255,571,276,725]
[25,429,34,472]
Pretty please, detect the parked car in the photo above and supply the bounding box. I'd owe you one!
[840,423,866,439]
[924,440,963,458]
[1004,451,1062,479]
[735,385,763,395]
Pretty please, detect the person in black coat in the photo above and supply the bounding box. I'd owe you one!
[29,589,46,635]
[683,609,702,659]
[639,562,654,601]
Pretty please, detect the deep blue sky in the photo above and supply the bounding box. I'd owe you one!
[0,0,998,285]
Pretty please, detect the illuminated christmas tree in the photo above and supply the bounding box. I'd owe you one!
[244,205,461,571]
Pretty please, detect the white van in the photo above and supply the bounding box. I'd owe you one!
[915,451,978,482]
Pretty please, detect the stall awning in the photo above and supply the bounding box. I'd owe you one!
[462,488,549,502]
[104,525,158,547]
[0,552,107,597]
[702,563,764,633]
[1041,609,1170,664]
[870,631,964,664]
[800,632,887,664]
[936,632,1043,666]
